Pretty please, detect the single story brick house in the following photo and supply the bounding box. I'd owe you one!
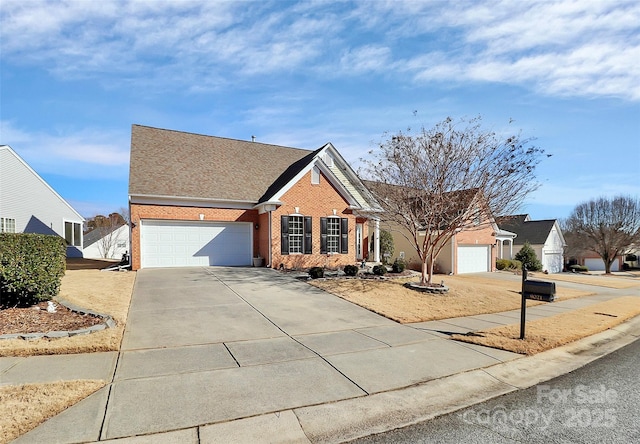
[128,125,382,270]
[364,183,500,274]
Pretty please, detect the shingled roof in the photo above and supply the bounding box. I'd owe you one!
[495,214,557,245]
[129,125,316,203]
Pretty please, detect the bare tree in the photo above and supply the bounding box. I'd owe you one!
[361,116,544,286]
[88,213,127,259]
[564,195,640,274]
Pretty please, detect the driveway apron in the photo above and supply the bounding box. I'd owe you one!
[17,267,522,442]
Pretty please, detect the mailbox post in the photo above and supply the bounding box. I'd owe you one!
[520,267,556,339]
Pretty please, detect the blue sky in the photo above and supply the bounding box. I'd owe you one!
[1,0,638,221]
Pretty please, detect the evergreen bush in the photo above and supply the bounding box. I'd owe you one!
[515,242,542,271]
[308,266,324,279]
[372,264,387,276]
[392,258,406,273]
[0,233,66,307]
[343,264,359,277]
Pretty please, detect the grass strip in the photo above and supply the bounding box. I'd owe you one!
[0,380,106,444]
[452,296,640,355]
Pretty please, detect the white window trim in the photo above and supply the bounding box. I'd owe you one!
[63,220,83,247]
[326,216,341,254]
[1,217,16,233]
[288,214,304,254]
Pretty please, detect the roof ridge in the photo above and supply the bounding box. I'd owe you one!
[131,124,314,154]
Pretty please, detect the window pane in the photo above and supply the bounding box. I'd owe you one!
[289,216,303,253]
[65,222,73,244]
[74,223,81,246]
[327,218,340,253]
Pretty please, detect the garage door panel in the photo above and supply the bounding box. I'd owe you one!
[141,220,252,268]
[458,245,490,274]
[584,258,619,272]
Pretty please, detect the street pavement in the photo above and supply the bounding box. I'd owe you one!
[2,267,638,443]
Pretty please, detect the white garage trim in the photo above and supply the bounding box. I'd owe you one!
[140,220,252,268]
[457,245,490,274]
[584,258,619,272]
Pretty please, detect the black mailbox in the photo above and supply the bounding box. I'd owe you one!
[523,279,556,302]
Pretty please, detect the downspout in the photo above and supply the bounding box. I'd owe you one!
[267,210,273,268]
[451,235,455,274]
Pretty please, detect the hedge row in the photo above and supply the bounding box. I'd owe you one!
[0,233,66,307]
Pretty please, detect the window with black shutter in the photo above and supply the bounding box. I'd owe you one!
[320,217,348,254]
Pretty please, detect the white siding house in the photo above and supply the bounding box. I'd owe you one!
[496,215,566,273]
[83,224,130,260]
[0,145,85,257]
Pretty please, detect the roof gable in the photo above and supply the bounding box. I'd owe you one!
[0,145,84,222]
[496,214,559,245]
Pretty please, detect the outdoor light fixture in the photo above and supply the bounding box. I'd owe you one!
[199,214,204,220]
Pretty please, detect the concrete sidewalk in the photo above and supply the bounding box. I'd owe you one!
[4,267,639,443]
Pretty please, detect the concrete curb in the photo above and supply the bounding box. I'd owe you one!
[199,315,640,444]
[0,299,115,341]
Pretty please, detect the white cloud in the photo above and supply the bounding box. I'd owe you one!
[0,121,129,179]
[1,0,638,100]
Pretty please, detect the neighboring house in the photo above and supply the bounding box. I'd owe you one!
[128,125,382,270]
[574,252,623,272]
[0,145,84,257]
[83,223,130,260]
[369,185,499,274]
[496,214,566,273]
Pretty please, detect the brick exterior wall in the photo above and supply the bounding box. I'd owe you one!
[271,170,363,270]
[130,169,370,270]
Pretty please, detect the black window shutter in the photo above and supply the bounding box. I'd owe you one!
[340,218,349,254]
[320,217,327,254]
[281,215,289,255]
[304,216,313,254]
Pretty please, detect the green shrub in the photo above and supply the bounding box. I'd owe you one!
[0,233,66,307]
[372,264,387,276]
[379,229,394,265]
[569,264,589,272]
[496,259,522,271]
[308,266,324,279]
[343,264,359,277]
[392,258,406,273]
[515,242,542,271]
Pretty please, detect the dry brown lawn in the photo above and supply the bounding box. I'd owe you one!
[0,267,135,442]
[0,270,135,357]
[0,380,105,444]
[310,274,593,323]
[453,296,640,355]
[525,272,639,289]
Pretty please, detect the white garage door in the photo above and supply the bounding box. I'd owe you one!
[457,245,490,274]
[584,258,619,272]
[141,220,252,268]
[543,253,563,274]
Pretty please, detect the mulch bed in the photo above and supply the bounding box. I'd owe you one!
[0,302,103,335]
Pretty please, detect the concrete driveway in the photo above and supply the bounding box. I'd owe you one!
[18,267,521,443]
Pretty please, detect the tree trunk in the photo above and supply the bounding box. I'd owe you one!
[421,260,428,286]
